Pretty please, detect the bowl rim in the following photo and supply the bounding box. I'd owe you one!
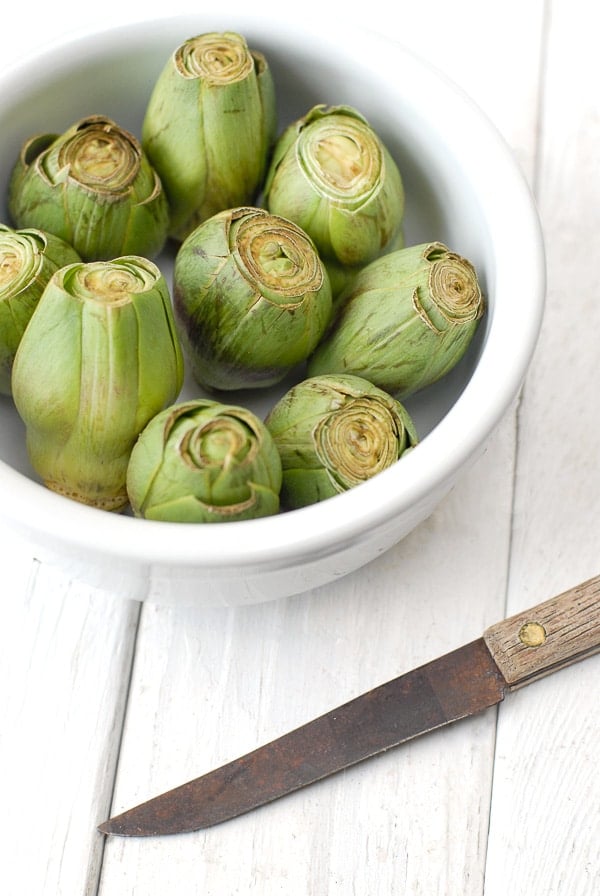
[0,13,546,572]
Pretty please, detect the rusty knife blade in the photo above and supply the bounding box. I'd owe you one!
[99,638,507,836]
[99,573,600,837]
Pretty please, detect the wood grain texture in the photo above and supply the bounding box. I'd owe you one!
[486,0,600,893]
[484,574,600,686]
[1,534,140,895]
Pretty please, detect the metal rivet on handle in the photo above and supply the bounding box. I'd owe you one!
[518,621,547,647]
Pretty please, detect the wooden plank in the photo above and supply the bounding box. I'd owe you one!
[1,534,140,895]
[486,0,600,892]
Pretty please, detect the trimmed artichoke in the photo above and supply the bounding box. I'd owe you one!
[11,256,184,511]
[173,206,332,391]
[126,399,282,522]
[308,242,485,399]
[265,373,418,509]
[142,31,277,241]
[8,115,169,261]
[263,104,405,269]
[0,224,80,394]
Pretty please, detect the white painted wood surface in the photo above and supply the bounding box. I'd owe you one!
[2,1,599,893]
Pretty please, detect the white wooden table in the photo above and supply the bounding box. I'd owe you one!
[2,2,599,893]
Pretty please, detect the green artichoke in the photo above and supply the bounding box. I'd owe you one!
[142,31,277,241]
[308,242,485,399]
[263,104,405,269]
[126,398,282,522]
[264,373,418,509]
[0,224,80,394]
[173,206,332,391]
[8,115,169,261]
[11,256,184,511]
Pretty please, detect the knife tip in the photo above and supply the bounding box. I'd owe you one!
[97,818,122,837]
[97,811,189,838]
[97,814,143,837]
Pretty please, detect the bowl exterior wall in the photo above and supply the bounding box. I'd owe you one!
[1,475,453,606]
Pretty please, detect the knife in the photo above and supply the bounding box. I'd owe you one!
[99,573,600,837]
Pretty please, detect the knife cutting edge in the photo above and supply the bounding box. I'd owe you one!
[98,574,600,837]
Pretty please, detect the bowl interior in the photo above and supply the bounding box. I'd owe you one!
[0,14,544,571]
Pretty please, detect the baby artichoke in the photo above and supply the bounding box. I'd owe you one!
[142,31,277,241]
[8,115,169,261]
[0,223,80,394]
[126,398,282,522]
[265,373,418,509]
[263,104,405,270]
[11,256,184,511]
[173,206,332,391]
[308,242,485,398]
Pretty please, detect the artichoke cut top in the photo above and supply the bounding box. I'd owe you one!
[231,210,325,304]
[299,114,384,209]
[175,31,255,84]
[61,123,140,194]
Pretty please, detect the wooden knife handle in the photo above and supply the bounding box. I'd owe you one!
[483,573,600,689]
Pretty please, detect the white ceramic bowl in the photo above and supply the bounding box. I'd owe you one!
[0,14,545,606]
